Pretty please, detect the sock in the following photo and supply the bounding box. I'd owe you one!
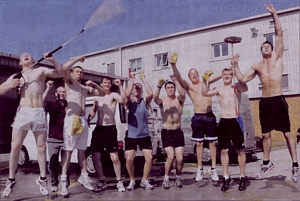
[61,175,67,181]
[164,175,169,180]
[176,175,180,179]
[40,176,46,181]
[263,160,270,165]
[224,175,229,180]
[117,180,122,183]
[81,172,88,178]
[8,178,15,182]
[293,162,299,167]
[211,167,215,170]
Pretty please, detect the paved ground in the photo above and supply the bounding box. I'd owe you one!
[1,144,300,200]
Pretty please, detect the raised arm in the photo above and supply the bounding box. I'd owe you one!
[170,74,186,103]
[87,99,97,127]
[202,79,218,97]
[113,79,127,103]
[265,3,283,58]
[0,74,20,95]
[85,80,105,96]
[43,53,65,78]
[170,63,189,91]
[140,74,153,105]
[125,72,135,98]
[232,54,256,83]
[153,78,165,105]
[62,56,85,79]
[42,80,53,101]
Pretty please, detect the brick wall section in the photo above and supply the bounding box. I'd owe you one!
[250,96,300,143]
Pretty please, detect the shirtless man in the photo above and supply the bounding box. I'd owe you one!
[88,77,127,193]
[153,74,186,189]
[60,56,105,196]
[234,3,299,182]
[202,68,248,191]
[3,52,64,197]
[124,73,154,190]
[171,57,222,182]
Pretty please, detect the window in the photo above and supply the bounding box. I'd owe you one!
[264,33,275,46]
[107,63,115,74]
[282,74,289,89]
[155,53,168,68]
[213,43,228,58]
[130,58,142,72]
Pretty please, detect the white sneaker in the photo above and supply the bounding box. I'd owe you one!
[35,178,49,195]
[78,175,93,190]
[292,166,299,183]
[60,180,69,196]
[3,179,16,197]
[126,180,136,191]
[195,169,205,181]
[51,185,58,192]
[210,168,219,181]
[140,180,154,190]
[117,181,125,192]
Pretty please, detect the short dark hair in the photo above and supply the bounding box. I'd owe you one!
[164,81,175,89]
[260,41,273,51]
[222,68,233,74]
[101,76,112,84]
[71,66,83,72]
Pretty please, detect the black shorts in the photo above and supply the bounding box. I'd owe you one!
[124,136,152,151]
[259,95,290,133]
[161,128,185,149]
[217,118,245,150]
[90,125,118,153]
[191,111,217,142]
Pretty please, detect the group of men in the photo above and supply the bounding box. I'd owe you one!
[0,2,298,198]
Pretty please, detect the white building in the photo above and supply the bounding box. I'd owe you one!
[78,7,300,141]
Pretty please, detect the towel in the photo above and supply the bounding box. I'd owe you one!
[71,115,83,136]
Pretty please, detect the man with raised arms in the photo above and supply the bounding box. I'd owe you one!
[3,52,64,197]
[202,68,248,191]
[233,3,299,182]
[59,56,105,196]
[153,74,186,189]
[171,56,223,182]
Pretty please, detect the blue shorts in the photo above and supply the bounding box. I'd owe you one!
[191,111,217,142]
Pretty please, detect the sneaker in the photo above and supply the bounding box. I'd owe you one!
[195,169,205,182]
[35,178,49,195]
[140,180,154,190]
[221,177,231,191]
[126,180,136,191]
[257,161,275,179]
[117,181,125,192]
[292,166,299,183]
[51,185,58,192]
[93,181,107,192]
[60,180,69,196]
[175,177,183,188]
[210,168,219,181]
[162,178,170,189]
[3,179,16,197]
[78,175,93,190]
[238,177,246,191]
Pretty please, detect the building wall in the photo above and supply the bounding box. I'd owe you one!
[80,8,300,144]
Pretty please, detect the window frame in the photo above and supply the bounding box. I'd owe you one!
[129,58,142,72]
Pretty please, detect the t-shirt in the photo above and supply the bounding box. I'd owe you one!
[127,98,149,138]
[44,100,67,140]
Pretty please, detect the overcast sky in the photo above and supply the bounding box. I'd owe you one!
[0,0,299,63]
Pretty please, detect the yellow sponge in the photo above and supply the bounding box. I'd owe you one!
[202,71,214,80]
[169,52,178,64]
[71,115,83,136]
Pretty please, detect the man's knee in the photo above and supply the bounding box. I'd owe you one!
[262,133,271,140]
[196,141,204,147]
[220,149,228,156]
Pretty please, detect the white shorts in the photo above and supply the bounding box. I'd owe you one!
[11,107,47,132]
[63,115,88,151]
